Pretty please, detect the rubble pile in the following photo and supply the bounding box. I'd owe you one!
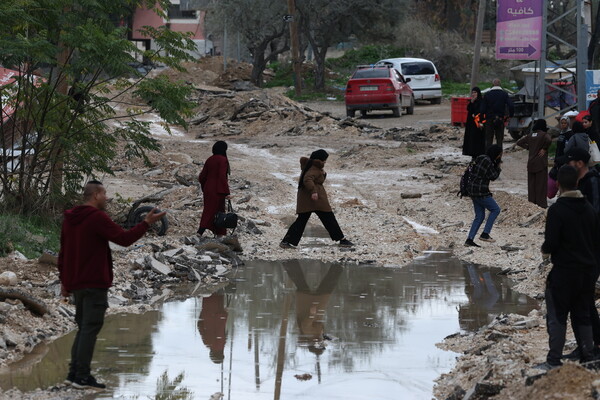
[0,234,243,368]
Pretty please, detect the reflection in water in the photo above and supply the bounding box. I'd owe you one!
[0,256,538,399]
[198,292,229,364]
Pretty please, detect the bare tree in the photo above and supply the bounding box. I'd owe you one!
[206,0,289,86]
[296,0,401,90]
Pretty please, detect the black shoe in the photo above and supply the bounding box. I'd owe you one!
[479,233,496,242]
[533,361,561,371]
[279,241,296,249]
[72,376,106,391]
[64,372,75,386]
[464,239,481,247]
[339,239,354,247]
[562,347,581,360]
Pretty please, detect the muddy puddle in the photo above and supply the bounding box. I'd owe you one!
[0,254,538,399]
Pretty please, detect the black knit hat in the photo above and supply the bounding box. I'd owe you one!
[310,149,329,161]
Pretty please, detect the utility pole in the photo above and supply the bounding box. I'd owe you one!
[286,0,302,96]
[470,0,486,90]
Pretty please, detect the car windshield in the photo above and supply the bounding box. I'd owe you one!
[352,69,389,79]
[401,62,435,75]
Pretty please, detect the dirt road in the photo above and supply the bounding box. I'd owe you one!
[305,99,452,129]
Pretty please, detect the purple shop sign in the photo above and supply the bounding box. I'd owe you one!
[496,0,543,60]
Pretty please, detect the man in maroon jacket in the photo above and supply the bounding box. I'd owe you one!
[58,180,165,390]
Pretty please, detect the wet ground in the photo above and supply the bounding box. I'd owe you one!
[0,255,537,399]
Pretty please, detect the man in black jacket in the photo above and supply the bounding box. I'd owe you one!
[482,78,514,150]
[539,165,600,370]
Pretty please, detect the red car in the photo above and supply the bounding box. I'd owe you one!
[345,65,415,118]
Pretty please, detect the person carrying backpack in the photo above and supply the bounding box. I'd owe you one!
[464,145,503,247]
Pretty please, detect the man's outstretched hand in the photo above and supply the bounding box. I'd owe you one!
[144,208,167,225]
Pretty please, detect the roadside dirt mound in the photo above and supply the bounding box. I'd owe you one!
[188,88,370,138]
[500,363,598,399]
[160,57,254,89]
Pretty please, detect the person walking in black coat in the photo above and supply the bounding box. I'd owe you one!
[516,119,552,208]
[482,78,514,150]
[464,144,503,247]
[538,165,600,370]
[462,87,486,158]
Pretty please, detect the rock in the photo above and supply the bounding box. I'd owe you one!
[149,257,172,275]
[144,168,163,177]
[38,251,58,265]
[518,211,545,227]
[8,251,27,260]
[108,294,129,306]
[215,266,229,276]
[400,193,422,199]
[0,337,6,350]
[237,195,252,204]
[500,244,525,252]
[133,257,147,270]
[514,318,540,329]
[0,302,12,313]
[0,271,18,286]
[4,331,20,347]
[444,386,466,400]
[486,332,510,341]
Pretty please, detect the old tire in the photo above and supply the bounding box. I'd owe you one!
[509,129,524,141]
[406,96,415,115]
[360,110,367,117]
[346,108,355,118]
[392,105,401,117]
[431,97,442,105]
[130,205,169,236]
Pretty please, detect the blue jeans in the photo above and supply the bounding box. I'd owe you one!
[468,196,501,240]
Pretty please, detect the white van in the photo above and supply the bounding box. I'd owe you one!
[376,57,442,104]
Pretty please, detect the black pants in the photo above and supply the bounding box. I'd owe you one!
[485,121,504,150]
[282,211,344,246]
[545,267,595,365]
[283,261,343,295]
[69,288,108,380]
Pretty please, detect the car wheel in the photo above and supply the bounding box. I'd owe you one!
[431,97,442,105]
[509,129,525,141]
[346,108,355,118]
[406,96,415,115]
[360,110,367,118]
[392,106,401,117]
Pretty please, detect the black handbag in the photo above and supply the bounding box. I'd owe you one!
[214,199,238,230]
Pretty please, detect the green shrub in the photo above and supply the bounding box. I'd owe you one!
[326,45,405,72]
[0,214,60,258]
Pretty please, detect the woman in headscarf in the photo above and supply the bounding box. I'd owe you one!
[516,119,552,208]
[198,141,230,237]
[462,87,486,158]
[280,149,353,248]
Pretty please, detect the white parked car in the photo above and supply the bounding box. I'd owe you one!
[375,57,442,104]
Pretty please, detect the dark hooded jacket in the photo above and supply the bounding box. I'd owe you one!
[296,157,332,213]
[541,192,599,270]
[58,205,148,291]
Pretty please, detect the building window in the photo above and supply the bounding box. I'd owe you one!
[168,5,196,19]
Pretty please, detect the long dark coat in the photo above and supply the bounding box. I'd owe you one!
[296,157,332,214]
[462,99,486,157]
[198,154,230,234]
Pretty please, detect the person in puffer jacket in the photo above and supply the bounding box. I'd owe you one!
[280,149,353,249]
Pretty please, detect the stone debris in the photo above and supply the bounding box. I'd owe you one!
[0,271,18,286]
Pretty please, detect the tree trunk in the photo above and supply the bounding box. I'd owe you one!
[250,44,268,87]
[313,48,327,90]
